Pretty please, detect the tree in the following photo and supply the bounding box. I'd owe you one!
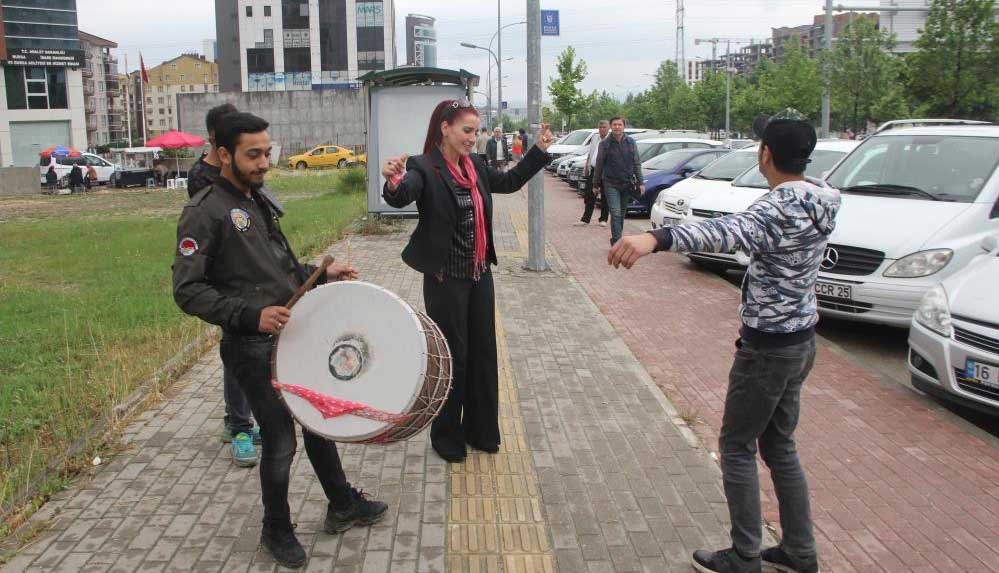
[693,71,728,133]
[669,84,705,130]
[576,90,623,128]
[547,47,590,129]
[907,0,999,119]
[647,60,685,127]
[756,40,822,121]
[826,16,900,131]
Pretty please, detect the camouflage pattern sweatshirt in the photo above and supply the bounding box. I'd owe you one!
[650,177,840,338]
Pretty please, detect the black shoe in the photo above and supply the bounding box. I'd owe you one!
[465,436,499,454]
[324,488,388,534]
[260,523,306,569]
[432,440,467,463]
[692,547,761,573]
[760,546,819,573]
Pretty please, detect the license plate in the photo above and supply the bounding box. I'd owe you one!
[965,359,999,388]
[661,217,677,228]
[815,281,852,300]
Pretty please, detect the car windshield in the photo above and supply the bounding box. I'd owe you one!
[694,151,758,181]
[637,142,662,162]
[732,150,848,189]
[826,134,999,202]
[559,130,592,146]
[644,149,703,171]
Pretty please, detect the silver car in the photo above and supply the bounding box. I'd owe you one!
[908,235,999,413]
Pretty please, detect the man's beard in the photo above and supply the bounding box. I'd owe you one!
[232,161,265,191]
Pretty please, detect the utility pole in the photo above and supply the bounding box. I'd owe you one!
[497,0,503,130]
[676,0,686,84]
[526,0,547,271]
[821,0,833,138]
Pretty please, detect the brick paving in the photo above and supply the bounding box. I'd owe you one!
[542,173,999,572]
[4,185,731,572]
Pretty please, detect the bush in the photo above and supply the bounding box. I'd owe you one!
[339,166,367,195]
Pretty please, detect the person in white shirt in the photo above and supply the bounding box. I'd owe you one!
[576,120,610,227]
[486,127,510,170]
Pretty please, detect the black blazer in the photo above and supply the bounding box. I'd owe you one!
[383,145,550,275]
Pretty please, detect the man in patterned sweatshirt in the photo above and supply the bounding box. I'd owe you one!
[608,110,837,573]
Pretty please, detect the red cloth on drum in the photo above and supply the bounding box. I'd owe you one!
[272,380,409,424]
[444,155,488,280]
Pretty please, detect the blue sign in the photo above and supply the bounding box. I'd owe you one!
[541,10,560,36]
[502,101,509,109]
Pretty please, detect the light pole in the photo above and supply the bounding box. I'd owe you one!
[487,20,526,130]
[460,42,499,128]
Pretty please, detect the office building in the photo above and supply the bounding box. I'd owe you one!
[405,13,435,67]
[203,39,218,62]
[0,0,87,167]
[214,0,397,93]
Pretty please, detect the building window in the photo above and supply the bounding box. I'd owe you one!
[195,63,202,70]
[160,119,166,126]
[189,85,195,92]
[246,5,253,17]
[171,64,178,71]
[181,85,186,92]
[157,86,164,93]
[180,74,185,81]
[319,0,348,72]
[263,28,274,47]
[246,48,275,74]
[283,0,310,28]
[164,74,170,81]
[159,108,165,115]
[5,66,69,110]
[284,47,311,73]
[158,97,164,103]
[265,5,272,17]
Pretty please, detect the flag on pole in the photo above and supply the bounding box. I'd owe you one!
[140,53,149,83]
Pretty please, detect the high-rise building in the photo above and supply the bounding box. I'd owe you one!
[214,0,397,93]
[0,0,87,167]
[79,31,125,148]
[405,14,436,68]
[138,54,219,137]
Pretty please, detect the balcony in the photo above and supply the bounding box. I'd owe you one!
[105,78,120,91]
[86,117,98,131]
[83,81,95,96]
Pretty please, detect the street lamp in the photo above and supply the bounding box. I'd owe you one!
[461,42,499,128]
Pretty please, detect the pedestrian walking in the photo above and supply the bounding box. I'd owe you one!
[172,112,387,569]
[576,120,610,227]
[608,110,833,573]
[486,126,510,171]
[475,127,490,162]
[68,164,85,193]
[45,165,58,194]
[185,102,264,469]
[592,117,643,245]
[380,99,555,463]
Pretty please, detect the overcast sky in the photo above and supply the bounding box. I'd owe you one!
[78,0,871,107]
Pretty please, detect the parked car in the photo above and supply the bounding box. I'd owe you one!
[681,140,860,270]
[649,147,761,230]
[908,234,999,414]
[39,153,117,186]
[629,148,730,216]
[562,137,722,191]
[816,125,999,327]
[287,145,356,170]
[545,127,651,164]
[874,118,990,135]
[346,153,367,167]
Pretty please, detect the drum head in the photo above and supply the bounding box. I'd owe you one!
[273,281,428,441]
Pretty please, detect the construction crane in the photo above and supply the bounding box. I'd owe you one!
[676,0,685,84]
[694,37,756,137]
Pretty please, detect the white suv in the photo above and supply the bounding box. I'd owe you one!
[819,125,999,327]
[40,153,117,186]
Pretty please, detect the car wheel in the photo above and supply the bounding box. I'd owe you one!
[338,159,348,169]
[296,161,308,170]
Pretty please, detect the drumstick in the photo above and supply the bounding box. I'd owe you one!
[346,239,352,271]
[286,255,334,309]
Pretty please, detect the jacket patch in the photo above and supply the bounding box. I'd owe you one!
[178,237,199,256]
[230,208,251,232]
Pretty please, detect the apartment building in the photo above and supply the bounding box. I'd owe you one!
[140,54,219,136]
[78,31,125,148]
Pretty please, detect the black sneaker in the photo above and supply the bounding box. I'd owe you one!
[692,547,761,573]
[324,488,388,534]
[260,523,306,569]
[761,546,819,573]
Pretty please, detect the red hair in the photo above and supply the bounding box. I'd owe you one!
[423,99,480,154]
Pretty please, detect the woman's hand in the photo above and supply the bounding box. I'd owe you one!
[535,124,555,152]
[381,154,409,190]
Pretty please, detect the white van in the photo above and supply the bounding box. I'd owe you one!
[818,125,999,327]
[39,153,118,186]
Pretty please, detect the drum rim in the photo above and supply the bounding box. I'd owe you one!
[271,280,430,442]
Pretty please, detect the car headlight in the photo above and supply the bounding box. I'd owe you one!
[915,284,952,337]
[883,249,953,278]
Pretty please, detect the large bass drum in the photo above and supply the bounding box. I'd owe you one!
[271,281,452,444]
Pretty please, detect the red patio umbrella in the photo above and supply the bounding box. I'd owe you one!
[145,130,206,184]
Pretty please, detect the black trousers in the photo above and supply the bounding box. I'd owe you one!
[581,173,608,224]
[424,272,500,452]
[221,333,353,527]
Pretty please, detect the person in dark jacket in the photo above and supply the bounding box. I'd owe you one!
[172,112,387,569]
[593,116,644,246]
[485,126,510,170]
[45,165,58,193]
[68,164,85,193]
[381,99,555,463]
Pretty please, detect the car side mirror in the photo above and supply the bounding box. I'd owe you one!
[982,235,999,255]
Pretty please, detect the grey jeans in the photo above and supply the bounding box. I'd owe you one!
[222,362,254,435]
[603,184,627,246]
[720,337,817,559]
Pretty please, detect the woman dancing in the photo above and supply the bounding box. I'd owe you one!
[381,99,555,462]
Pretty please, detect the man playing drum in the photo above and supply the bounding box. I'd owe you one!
[172,112,387,569]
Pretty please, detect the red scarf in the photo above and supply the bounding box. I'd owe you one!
[444,155,488,279]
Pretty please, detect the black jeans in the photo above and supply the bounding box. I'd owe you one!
[580,173,608,224]
[424,272,500,452]
[720,337,817,559]
[221,333,353,527]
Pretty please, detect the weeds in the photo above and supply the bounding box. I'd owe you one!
[338,167,368,195]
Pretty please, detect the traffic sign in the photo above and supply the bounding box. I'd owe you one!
[541,10,559,36]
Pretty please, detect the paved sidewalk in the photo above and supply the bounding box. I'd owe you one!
[4,186,730,572]
[543,174,999,572]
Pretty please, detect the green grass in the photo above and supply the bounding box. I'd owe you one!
[0,171,366,536]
